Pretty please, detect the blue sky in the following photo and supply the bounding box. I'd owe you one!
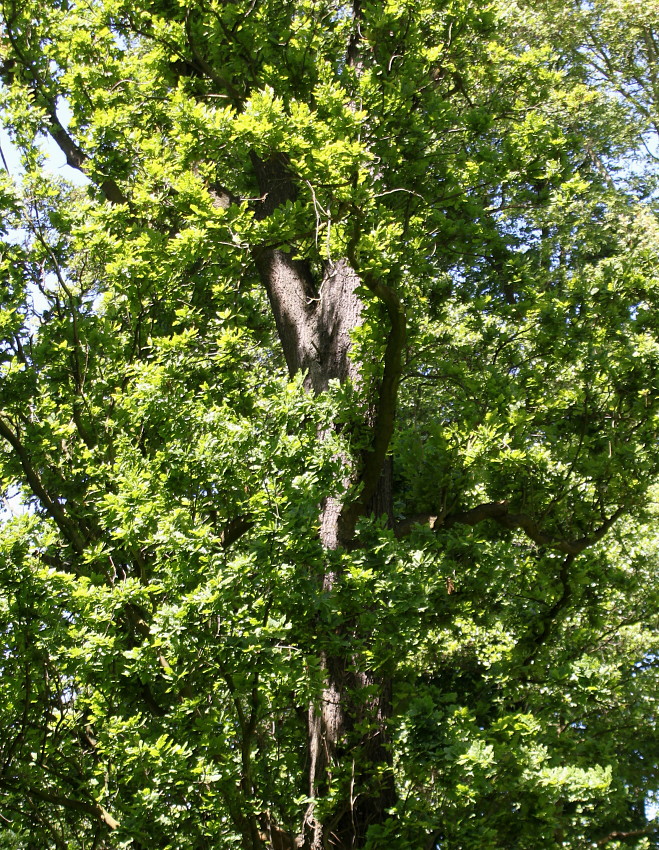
[0,104,89,186]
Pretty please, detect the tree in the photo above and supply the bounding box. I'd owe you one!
[0,0,659,847]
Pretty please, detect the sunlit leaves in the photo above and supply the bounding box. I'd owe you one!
[0,0,659,847]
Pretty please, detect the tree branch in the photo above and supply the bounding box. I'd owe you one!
[220,515,254,548]
[250,152,406,535]
[44,105,128,205]
[184,10,243,106]
[521,553,574,666]
[345,0,363,69]
[596,826,659,846]
[396,501,625,555]
[0,24,127,205]
[14,781,119,830]
[349,273,406,519]
[0,416,86,553]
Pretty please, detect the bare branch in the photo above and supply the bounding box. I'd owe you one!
[596,826,659,846]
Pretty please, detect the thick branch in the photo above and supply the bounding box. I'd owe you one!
[250,153,404,540]
[0,25,126,205]
[16,781,119,830]
[250,152,320,381]
[348,274,406,519]
[596,827,659,846]
[397,501,625,555]
[521,553,574,667]
[220,515,254,548]
[250,153,362,392]
[346,0,363,69]
[44,106,127,205]
[0,416,86,553]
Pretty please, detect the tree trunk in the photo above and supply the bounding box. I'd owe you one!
[306,658,396,850]
[251,154,397,848]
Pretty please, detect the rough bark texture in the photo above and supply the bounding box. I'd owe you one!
[251,153,397,849]
[306,657,396,850]
[252,154,362,394]
[16,66,398,845]
[254,249,363,393]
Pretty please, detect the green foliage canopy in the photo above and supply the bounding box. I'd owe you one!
[0,1,658,848]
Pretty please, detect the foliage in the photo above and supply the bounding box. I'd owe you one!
[0,0,658,848]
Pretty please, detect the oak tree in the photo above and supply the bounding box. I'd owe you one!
[1,1,659,848]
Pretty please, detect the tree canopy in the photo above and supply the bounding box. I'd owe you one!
[0,0,659,848]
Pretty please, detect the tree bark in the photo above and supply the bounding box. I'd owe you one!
[250,154,397,849]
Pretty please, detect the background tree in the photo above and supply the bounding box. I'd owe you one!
[0,0,659,848]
